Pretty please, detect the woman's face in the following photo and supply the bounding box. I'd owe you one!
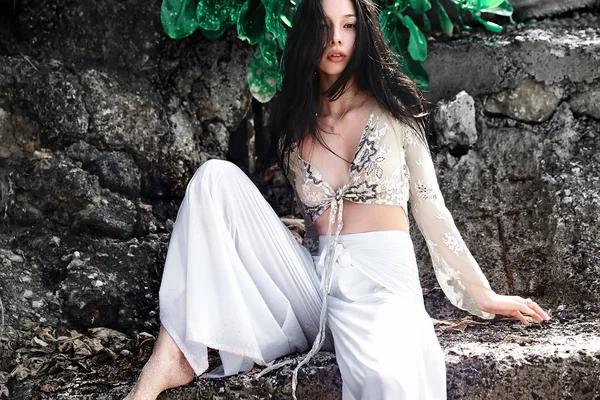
[317,0,357,77]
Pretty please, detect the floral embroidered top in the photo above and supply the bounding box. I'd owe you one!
[283,100,495,319]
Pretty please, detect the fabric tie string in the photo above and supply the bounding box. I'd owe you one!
[290,189,347,399]
[257,188,349,400]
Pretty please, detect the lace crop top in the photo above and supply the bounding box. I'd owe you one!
[285,100,495,315]
[277,101,495,396]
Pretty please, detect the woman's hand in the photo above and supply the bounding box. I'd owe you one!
[478,292,552,325]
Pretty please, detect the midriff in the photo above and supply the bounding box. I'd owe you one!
[306,202,410,238]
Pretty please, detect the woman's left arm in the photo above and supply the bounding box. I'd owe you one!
[403,124,551,324]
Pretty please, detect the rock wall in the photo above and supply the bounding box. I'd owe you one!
[417,12,600,319]
[0,0,599,399]
[0,0,255,335]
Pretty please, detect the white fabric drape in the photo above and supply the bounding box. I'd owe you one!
[158,159,447,399]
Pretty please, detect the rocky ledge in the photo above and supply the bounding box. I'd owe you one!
[3,316,599,399]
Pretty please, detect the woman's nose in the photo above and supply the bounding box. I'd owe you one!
[329,30,343,46]
[329,36,343,46]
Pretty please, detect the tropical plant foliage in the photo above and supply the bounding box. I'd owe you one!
[161,0,513,102]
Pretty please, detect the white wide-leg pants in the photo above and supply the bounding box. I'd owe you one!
[159,159,447,399]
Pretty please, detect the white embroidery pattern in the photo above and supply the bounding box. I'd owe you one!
[414,179,437,203]
[404,130,422,148]
[289,110,410,225]
[443,233,465,255]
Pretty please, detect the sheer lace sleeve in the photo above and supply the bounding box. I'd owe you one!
[405,128,496,319]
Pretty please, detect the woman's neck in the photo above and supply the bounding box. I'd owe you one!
[317,77,363,118]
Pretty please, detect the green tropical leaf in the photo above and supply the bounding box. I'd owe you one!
[455,3,473,31]
[259,32,278,67]
[477,0,505,9]
[409,0,431,13]
[481,0,513,16]
[160,0,200,39]
[394,0,410,9]
[401,15,427,61]
[435,0,453,36]
[196,0,240,33]
[402,55,429,89]
[394,32,429,89]
[199,27,226,38]
[388,23,402,55]
[422,13,431,32]
[473,14,503,32]
[248,47,278,103]
[237,0,266,45]
[379,8,396,41]
[276,63,283,90]
[280,14,292,28]
[280,0,298,29]
[264,0,288,49]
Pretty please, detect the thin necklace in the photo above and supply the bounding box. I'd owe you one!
[314,94,370,165]
[317,92,357,134]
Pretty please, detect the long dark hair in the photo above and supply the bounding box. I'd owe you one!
[268,0,431,178]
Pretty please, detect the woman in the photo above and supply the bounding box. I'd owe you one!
[127,0,551,398]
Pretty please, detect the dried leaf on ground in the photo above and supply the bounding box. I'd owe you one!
[32,337,49,348]
[34,327,55,343]
[502,334,550,344]
[432,316,490,332]
[1,326,156,397]
[0,371,9,398]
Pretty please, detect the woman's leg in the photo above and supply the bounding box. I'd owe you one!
[330,294,446,400]
[324,231,446,400]
[127,159,322,399]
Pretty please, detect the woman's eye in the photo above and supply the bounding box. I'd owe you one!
[345,23,356,29]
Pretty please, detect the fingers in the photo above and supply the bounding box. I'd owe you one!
[514,298,551,324]
[513,302,542,324]
[484,294,552,325]
[527,301,551,321]
[512,310,529,325]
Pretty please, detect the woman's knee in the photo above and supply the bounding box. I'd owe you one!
[200,159,240,175]
[186,159,244,196]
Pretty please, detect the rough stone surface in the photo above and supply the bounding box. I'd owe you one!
[423,12,600,103]
[511,0,600,20]
[418,101,600,320]
[484,80,561,122]
[84,151,142,198]
[0,245,62,329]
[4,319,599,399]
[57,236,164,333]
[0,227,168,333]
[433,91,478,152]
[0,0,164,74]
[569,81,600,120]
[11,155,100,226]
[17,69,89,148]
[79,69,167,167]
[72,191,138,239]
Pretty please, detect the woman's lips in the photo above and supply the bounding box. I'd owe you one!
[327,52,346,63]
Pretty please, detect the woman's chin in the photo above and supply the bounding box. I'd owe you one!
[318,65,348,79]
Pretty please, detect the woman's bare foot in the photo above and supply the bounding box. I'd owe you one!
[125,325,195,400]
